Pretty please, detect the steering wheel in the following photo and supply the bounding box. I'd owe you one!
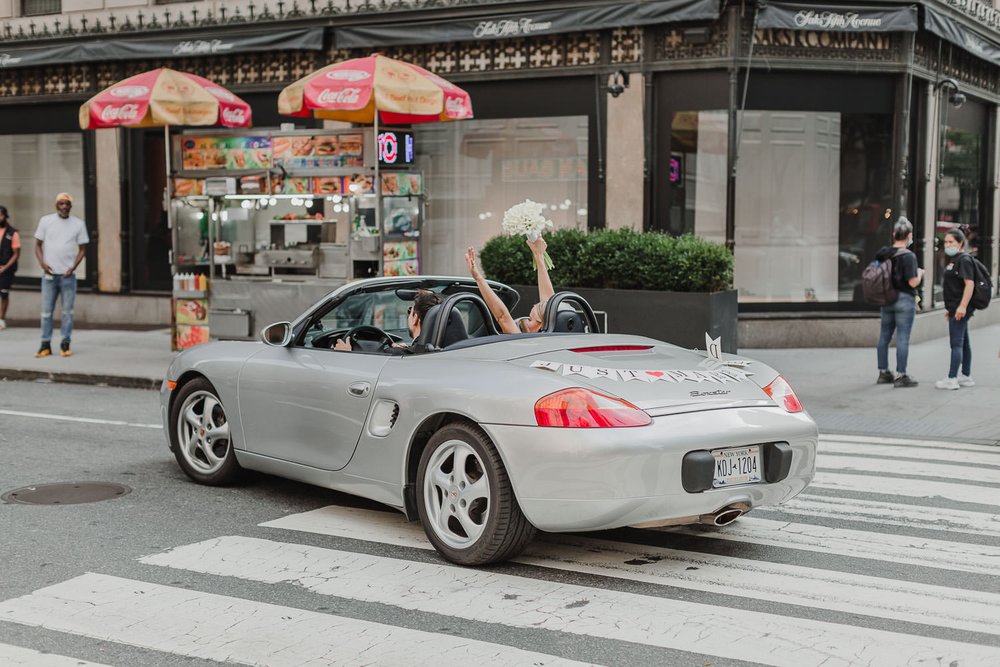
[345,325,394,352]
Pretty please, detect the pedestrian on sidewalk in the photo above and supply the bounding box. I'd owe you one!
[875,217,924,387]
[0,205,20,331]
[935,229,977,390]
[33,193,88,358]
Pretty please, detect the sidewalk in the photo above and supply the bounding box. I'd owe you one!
[0,324,995,443]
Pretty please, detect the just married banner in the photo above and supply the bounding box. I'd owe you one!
[530,360,752,384]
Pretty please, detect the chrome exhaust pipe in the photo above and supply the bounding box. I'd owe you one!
[699,503,749,527]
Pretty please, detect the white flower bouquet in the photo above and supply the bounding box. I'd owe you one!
[501,199,555,270]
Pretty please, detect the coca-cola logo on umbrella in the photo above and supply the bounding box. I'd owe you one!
[221,108,247,124]
[109,85,150,99]
[100,104,142,122]
[206,87,236,102]
[325,70,371,82]
[317,88,363,105]
[445,96,470,116]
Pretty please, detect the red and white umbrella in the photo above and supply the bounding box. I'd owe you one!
[278,53,472,124]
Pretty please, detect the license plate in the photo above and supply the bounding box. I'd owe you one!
[712,445,761,488]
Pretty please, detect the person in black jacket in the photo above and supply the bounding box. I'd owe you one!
[0,205,20,331]
[874,218,924,387]
[935,229,977,390]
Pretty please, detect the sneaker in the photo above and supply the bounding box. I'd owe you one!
[958,374,975,387]
[59,340,72,357]
[35,342,52,358]
[894,374,918,388]
[876,370,894,384]
[935,377,960,390]
[0,319,6,330]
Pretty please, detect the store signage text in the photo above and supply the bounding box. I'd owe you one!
[473,17,553,39]
[0,53,24,67]
[502,157,586,182]
[317,88,363,105]
[100,104,142,122]
[172,39,236,55]
[378,131,415,166]
[793,11,882,30]
[754,28,892,50]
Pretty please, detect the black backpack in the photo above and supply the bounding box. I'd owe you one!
[967,254,993,310]
[862,249,904,306]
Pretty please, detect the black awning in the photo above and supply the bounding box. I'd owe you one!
[335,0,721,48]
[757,3,918,32]
[924,6,1000,67]
[0,27,324,69]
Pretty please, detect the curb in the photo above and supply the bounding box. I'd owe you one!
[0,368,161,391]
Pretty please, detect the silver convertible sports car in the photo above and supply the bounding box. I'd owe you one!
[161,276,818,565]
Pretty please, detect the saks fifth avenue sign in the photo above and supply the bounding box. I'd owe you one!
[793,10,883,30]
[473,17,553,38]
[173,39,236,56]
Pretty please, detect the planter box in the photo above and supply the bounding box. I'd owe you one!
[511,285,738,353]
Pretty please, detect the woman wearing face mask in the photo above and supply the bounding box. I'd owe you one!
[935,229,977,390]
[874,217,923,387]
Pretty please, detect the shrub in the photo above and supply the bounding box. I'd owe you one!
[480,229,732,293]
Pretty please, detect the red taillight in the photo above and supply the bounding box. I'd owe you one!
[534,388,652,428]
[763,375,804,413]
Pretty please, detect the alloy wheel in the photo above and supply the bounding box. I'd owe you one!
[422,439,491,549]
[176,390,231,475]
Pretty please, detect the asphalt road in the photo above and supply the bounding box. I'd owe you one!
[0,381,997,666]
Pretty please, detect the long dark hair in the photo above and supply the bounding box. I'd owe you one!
[0,205,8,225]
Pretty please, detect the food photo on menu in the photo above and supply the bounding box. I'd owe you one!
[313,177,343,195]
[315,135,339,156]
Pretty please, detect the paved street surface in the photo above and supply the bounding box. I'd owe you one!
[0,381,997,666]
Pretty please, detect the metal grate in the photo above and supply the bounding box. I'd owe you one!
[21,0,60,16]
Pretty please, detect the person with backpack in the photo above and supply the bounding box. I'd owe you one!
[874,218,923,387]
[935,229,978,390]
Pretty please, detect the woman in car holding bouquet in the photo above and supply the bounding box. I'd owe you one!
[466,236,554,334]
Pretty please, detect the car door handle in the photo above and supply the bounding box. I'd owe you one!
[348,382,371,398]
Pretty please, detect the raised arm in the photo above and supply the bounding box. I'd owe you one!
[527,236,554,304]
[466,246,518,334]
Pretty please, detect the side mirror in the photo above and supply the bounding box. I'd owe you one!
[260,321,292,347]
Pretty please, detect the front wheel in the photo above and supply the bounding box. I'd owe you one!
[416,422,536,565]
[169,377,243,485]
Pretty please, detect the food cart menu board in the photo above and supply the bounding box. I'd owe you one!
[272,134,365,169]
[182,137,272,171]
[381,173,422,196]
[383,241,418,277]
[175,298,209,350]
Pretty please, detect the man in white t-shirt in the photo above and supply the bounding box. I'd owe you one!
[34,192,88,358]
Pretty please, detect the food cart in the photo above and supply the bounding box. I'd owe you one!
[168,126,424,349]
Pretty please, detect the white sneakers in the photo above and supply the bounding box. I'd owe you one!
[935,375,974,390]
[0,318,5,330]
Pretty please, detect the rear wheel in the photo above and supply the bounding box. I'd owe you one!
[416,422,535,565]
[169,377,243,485]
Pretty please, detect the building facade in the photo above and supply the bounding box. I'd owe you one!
[1,0,998,342]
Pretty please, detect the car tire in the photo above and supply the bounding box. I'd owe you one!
[169,377,243,486]
[416,422,536,565]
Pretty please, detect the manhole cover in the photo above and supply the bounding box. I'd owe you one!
[1,482,132,505]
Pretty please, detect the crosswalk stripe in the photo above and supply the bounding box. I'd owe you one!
[817,454,1000,484]
[261,507,1000,634]
[811,470,997,505]
[821,434,1000,453]
[0,573,586,667]
[0,642,110,667]
[818,440,1000,467]
[264,502,1000,578]
[759,494,1000,538]
[140,535,1000,667]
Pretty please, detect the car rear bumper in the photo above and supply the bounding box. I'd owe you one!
[482,407,817,532]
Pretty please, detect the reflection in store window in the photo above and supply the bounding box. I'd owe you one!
[0,133,86,279]
[668,110,727,244]
[934,127,983,304]
[413,116,588,276]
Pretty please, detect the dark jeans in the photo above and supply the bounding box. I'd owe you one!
[40,273,77,344]
[876,292,916,374]
[947,314,972,379]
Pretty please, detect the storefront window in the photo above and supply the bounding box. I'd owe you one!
[667,111,728,244]
[934,126,983,304]
[0,133,86,279]
[413,116,588,276]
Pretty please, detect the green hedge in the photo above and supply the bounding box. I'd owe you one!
[479,229,733,292]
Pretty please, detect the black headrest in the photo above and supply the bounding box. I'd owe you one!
[413,304,468,349]
[413,304,443,348]
[553,309,583,333]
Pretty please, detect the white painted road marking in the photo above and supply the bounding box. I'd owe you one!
[0,409,161,429]
[811,470,998,506]
[819,439,1000,466]
[817,454,1000,484]
[0,574,587,667]
[0,642,110,666]
[140,535,1000,667]
[821,433,1000,453]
